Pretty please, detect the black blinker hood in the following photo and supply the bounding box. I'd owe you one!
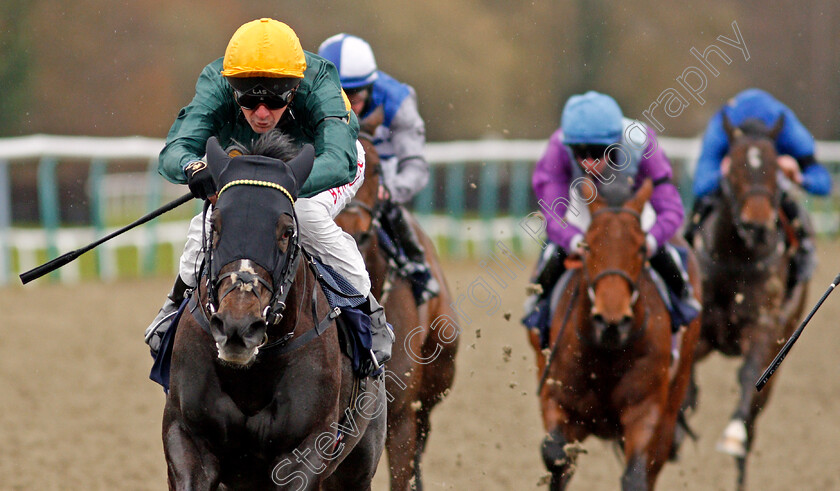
[204,136,314,286]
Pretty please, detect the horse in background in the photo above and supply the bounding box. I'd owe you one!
[162,134,386,490]
[690,115,809,490]
[532,179,701,490]
[335,135,459,491]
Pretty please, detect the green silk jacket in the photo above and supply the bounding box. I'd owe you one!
[158,52,359,198]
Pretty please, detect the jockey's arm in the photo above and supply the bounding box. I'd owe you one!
[159,60,234,184]
[774,107,832,196]
[383,89,429,204]
[799,158,832,195]
[532,132,584,251]
[693,111,729,199]
[299,113,360,198]
[296,59,361,199]
[639,139,684,251]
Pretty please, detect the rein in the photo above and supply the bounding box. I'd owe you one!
[537,274,581,396]
[193,177,347,356]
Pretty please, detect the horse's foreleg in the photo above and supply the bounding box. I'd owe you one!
[386,398,419,491]
[620,394,674,491]
[718,320,779,489]
[541,427,578,491]
[163,420,220,491]
[540,395,587,491]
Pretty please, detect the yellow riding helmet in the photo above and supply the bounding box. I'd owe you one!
[221,18,306,78]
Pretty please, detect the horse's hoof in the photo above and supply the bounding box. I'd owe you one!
[716,419,747,458]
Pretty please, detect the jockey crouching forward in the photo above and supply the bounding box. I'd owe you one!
[523,91,700,349]
[145,18,394,375]
[684,88,832,292]
[318,33,438,304]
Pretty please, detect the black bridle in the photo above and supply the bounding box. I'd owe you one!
[582,207,647,307]
[719,139,782,249]
[720,176,780,234]
[343,199,382,247]
[203,191,303,331]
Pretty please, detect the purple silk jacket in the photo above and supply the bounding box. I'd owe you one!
[532,125,684,251]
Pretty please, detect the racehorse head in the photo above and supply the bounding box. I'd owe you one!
[720,114,784,249]
[203,133,314,365]
[582,178,653,350]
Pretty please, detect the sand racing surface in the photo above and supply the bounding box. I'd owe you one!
[2,241,839,490]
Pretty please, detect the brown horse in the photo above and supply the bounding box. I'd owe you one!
[690,115,809,490]
[335,136,459,491]
[162,135,386,490]
[532,179,701,490]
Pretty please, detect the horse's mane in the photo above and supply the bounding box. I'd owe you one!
[233,129,301,161]
[736,118,772,139]
[599,177,635,207]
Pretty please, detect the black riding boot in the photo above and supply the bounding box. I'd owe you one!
[145,275,191,356]
[384,202,440,302]
[781,194,816,291]
[522,244,567,341]
[649,246,700,332]
[683,194,717,246]
[359,293,395,376]
[390,205,426,265]
[535,244,568,297]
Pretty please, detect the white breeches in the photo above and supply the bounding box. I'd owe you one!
[178,140,370,295]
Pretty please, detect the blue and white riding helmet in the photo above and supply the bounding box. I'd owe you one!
[561,91,624,145]
[318,33,379,89]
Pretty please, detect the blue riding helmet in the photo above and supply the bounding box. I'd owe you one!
[561,91,624,145]
[318,33,379,89]
[722,88,786,128]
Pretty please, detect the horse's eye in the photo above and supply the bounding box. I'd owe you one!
[282,227,294,239]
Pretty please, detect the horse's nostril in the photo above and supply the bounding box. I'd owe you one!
[246,319,268,338]
[210,315,224,335]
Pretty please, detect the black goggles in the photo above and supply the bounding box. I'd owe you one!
[569,144,611,160]
[344,84,373,97]
[234,87,296,110]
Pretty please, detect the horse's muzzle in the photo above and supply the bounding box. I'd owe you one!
[737,220,775,249]
[591,313,634,349]
[210,311,268,365]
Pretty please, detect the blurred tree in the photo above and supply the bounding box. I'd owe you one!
[0,0,34,136]
[4,0,838,140]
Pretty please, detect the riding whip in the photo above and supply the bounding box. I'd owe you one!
[755,272,840,391]
[19,192,194,285]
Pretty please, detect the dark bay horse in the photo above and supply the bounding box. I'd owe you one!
[163,135,386,490]
[532,180,701,490]
[691,115,809,490]
[335,136,459,491]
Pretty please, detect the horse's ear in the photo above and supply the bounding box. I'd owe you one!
[626,178,653,214]
[722,113,742,143]
[287,144,315,195]
[588,188,607,214]
[205,137,230,183]
[768,113,785,140]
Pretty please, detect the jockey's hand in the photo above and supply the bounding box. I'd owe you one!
[359,106,385,136]
[720,156,732,176]
[185,159,216,200]
[777,154,803,184]
[645,234,658,258]
[569,234,587,258]
[378,184,391,201]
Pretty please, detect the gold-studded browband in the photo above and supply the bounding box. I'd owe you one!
[217,179,295,203]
